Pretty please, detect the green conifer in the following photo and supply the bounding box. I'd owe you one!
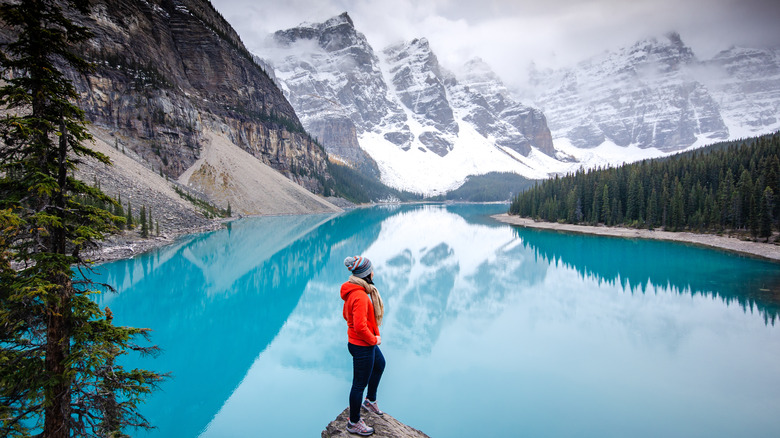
[140,205,148,238]
[0,1,162,436]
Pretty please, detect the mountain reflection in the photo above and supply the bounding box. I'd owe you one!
[94,208,399,437]
[91,204,780,437]
[512,227,780,325]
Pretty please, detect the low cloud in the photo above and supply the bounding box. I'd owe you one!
[213,0,780,90]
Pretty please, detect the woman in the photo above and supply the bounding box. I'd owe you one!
[341,255,386,436]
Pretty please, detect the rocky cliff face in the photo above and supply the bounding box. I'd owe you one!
[525,33,730,151]
[383,38,458,156]
[702,46,780,136]
[271,12,388,178]
[72,0,329,192]
[265,13,554,194]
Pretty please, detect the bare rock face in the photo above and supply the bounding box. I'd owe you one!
[70,0,329,193]
[321,408,430,438]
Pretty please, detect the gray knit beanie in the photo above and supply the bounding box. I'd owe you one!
[345,255,373,278]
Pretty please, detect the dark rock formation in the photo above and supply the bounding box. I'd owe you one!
[71,0,329,192]
[321,408,430,438]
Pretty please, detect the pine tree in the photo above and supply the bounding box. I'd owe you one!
[126,201,134,229]
[646,188,658,229]
[0,1,163,436]
[601,184,611,225]
[140,205,148,238]
[759,187,774,240]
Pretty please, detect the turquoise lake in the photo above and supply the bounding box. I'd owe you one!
[91,203,780,437]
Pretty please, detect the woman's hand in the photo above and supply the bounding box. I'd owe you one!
[376,335,382,345]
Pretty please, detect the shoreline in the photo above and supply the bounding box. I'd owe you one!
[87,197,357,265]
[492,214,780,263]
[86,219,229,265]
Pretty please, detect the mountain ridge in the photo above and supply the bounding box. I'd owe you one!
[23,0,348,235]
[265,12,556,195]
[261,15,780,195]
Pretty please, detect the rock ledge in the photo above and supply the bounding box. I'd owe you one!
[322,408,430,438]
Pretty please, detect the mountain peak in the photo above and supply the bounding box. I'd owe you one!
[325,11,354,28]
[665,31,684,46]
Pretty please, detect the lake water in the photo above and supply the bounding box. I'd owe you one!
[91,203,780,438]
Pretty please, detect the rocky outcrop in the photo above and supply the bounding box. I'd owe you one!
[71,0,329,193]
[321,408,430,438]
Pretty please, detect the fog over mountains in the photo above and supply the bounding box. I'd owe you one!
[260,13,780,195]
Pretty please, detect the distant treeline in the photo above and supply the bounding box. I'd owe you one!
[324,161,423,203]
[325,163,537,203]
[509,132,780,238]
[444,172,537,202]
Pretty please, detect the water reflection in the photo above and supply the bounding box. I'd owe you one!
[513,227,780,325]
[90,204,780,437]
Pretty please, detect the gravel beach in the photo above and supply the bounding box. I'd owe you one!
[493,214,780,262]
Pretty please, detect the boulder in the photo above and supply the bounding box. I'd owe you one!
[322,408,430,438]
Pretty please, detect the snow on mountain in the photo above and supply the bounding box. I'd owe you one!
[261,16,780,195]
[524,33,730,153]
[263,14,556,194]
[700,46,780,138]
[267,12,399,178]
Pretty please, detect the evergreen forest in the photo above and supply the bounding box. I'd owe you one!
[509,132,780,239]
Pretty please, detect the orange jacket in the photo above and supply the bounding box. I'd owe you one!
[341,281,380,346]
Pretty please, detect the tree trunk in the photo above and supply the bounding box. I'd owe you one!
[43,114,73,438]
[44,280,71,438]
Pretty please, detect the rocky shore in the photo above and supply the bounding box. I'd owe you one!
[321,408,429,438]
[83,220,227,264]
[493,214,780,262]
[85,199,357,265]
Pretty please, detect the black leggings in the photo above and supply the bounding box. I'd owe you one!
[348,343,386,423]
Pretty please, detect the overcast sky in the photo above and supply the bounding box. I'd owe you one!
[211,0,780,89]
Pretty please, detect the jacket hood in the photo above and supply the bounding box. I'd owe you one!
[340,281,366,300]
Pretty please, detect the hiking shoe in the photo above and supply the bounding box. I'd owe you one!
[346,418,374,436]
[362,398,384,416]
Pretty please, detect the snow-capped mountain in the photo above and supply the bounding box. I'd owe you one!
[453,57,554,157]
[264,13,557,194]
[523,33,780,153]
[525,33,729,152]
[701,46,780,138]
[263,15,780,195]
